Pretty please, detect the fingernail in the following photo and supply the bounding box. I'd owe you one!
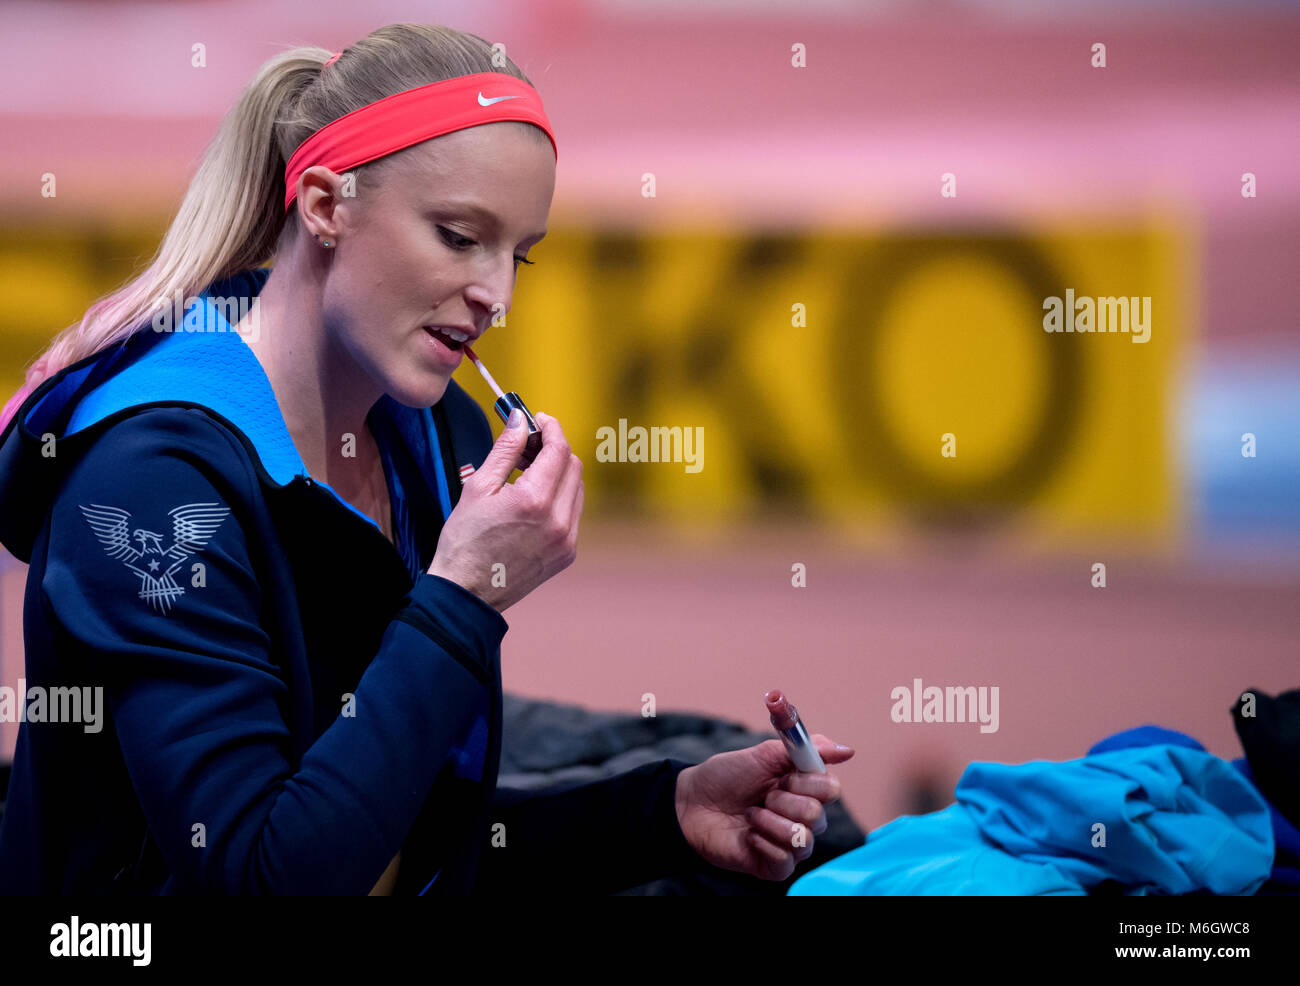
[506,409,523,429]
[834,743,852,751]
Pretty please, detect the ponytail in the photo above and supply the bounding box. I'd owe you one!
[0,46,326,432]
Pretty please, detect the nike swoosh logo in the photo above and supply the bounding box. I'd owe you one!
[478,92,523,106]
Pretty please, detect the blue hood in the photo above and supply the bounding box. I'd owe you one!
[0,267,457,559]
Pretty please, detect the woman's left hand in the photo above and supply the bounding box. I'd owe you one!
[673,736,854,881]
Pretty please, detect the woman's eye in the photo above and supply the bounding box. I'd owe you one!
[438,226,475,250]
[439,226,534,270]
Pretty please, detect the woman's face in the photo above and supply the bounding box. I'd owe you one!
[315,122,556,408]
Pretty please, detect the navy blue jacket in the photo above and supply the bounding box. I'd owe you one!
[0,267,699,894]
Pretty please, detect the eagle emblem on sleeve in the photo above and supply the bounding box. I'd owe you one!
[78,502,231,614]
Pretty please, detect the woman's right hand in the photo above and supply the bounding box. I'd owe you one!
[426,409,583,613]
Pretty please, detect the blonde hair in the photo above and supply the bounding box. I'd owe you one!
[1,23,547,432]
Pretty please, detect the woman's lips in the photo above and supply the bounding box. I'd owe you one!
[422,325,464,364]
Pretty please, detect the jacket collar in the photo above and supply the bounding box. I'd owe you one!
[20,267,453,530]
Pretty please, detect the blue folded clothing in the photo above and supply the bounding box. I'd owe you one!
[789,731,1273,896]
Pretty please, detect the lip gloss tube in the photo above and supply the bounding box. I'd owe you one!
[463,345,544,468]
[491,392,543,469]
[765,690,827,774]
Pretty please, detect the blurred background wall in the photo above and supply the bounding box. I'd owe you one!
[1,0,1297,832]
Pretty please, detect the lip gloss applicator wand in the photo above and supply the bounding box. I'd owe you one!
[462,344,544,469]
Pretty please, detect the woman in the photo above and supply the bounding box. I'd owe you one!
[0,23,852,895]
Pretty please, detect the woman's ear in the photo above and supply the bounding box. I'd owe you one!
[297,166,344,243]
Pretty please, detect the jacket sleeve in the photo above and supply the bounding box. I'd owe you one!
[40,408,507,894]
[470,758,705,894]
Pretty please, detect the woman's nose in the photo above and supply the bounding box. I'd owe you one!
[464,265,514,321]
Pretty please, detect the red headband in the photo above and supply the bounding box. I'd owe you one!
[283,70,557,212]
